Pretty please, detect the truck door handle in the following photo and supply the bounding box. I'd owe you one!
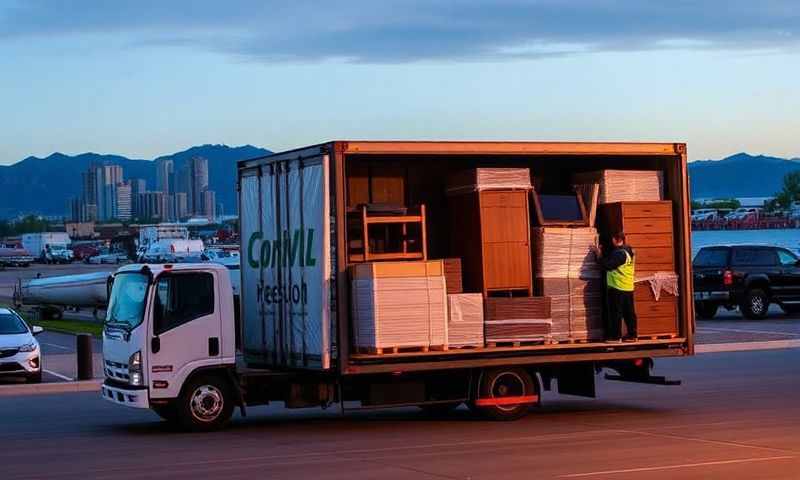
[208,337,220,357]
[151,336,160,354]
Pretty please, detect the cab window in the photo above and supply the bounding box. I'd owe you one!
[731,248,778,267]
[153,273,214,335]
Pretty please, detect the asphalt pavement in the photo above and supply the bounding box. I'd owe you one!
[0,347,798,480]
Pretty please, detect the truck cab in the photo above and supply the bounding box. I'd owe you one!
[101,263,238,427]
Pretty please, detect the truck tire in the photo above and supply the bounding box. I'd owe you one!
[741,289,769,320]
[695,301,718,320]
[176,374,234,431]
[471,368,536,421]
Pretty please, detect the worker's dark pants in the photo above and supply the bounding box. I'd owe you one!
[606,287,637,339]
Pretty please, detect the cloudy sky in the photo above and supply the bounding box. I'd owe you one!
[1,0,798,164]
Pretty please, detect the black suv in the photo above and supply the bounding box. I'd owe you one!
[693,245,800,319]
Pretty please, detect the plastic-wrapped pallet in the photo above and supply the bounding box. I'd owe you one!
[573,170,663,204]
[447,294,483,347]
[532,227,602,280]
[446,168,532,195]
[351,261,447,352]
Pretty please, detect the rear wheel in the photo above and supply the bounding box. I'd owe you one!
[176,374,234,431]
[741,289,769,320]
[695,301,718,320]
[471,368,537,421]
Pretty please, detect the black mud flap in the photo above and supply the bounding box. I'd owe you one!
[603,359,681,386]
[556,363,597,398]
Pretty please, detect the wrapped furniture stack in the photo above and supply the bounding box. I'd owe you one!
[447,168,533,296]
[573,170,664,204]
[532,227,603,341]
[598,200,679,338]
[351,260,447,353]
[447,293,485,348]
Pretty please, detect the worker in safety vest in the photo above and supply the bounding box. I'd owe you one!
[592,231,637,342]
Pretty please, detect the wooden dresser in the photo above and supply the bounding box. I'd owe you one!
[449,190,533,296]
[598,201,679,338]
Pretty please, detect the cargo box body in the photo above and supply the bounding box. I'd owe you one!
[238,141,693,376]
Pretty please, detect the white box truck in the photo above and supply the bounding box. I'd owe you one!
[22,232,73,264]
[101,141,693,431]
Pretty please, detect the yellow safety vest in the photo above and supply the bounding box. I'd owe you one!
[607,250,635,292]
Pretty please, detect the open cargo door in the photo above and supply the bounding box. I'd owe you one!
[240,154,332,370]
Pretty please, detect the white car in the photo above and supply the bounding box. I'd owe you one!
[0,307,43,383]
[691,209,717,221]
[88,250,129,264]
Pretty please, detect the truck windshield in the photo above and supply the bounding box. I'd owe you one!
[105,273,149,331]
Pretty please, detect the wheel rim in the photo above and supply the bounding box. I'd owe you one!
[751,296,765,314]
[190,385,224,423]
[489,372,526,412]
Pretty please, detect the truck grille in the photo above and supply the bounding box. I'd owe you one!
[104,360,130,381]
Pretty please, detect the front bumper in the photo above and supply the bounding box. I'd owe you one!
[101,381,150,409]
[694,291,731,301]
[0,349,41,377]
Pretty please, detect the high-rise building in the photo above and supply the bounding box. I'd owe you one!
[134,191,167,221]
[155,158,174,196]
[116,181,132,221]
[131,178,147,196]
[202,189,216,221]
[188,157,209,216]
[94,165,123,221]
[80,167,98,221]
[174,192,189,220]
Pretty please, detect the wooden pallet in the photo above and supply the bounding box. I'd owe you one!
[485,340,546,348]
[356,345,449,355]
[637,334,677,341]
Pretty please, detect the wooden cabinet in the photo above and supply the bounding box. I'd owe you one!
[449,190,533,296]
[598,201,679,338]
[598,201,675,276]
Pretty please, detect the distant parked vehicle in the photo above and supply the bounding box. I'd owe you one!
[0,245,34,268]
[0,307,43,383]
[693,245,800,319]
[22,233,74,264]
[691,209,718,221]
[88,249,129,264]
[724,207,760,222]
[72,243,102,262]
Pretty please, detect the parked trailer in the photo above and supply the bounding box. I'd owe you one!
[101,141,693,431]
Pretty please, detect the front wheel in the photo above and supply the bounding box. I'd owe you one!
[176,374,234,431]
[695,301,718,320]
[470,368,538,421]
[740,289,769,320]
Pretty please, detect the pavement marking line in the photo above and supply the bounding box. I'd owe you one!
[613,428,797,455]
[43,369,73,381]
[697,327,800,337]
[559,455,796,478]
[696,339,800,353]
[41,342,70,350]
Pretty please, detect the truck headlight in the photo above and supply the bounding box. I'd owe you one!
[19,342,38,352]
[128,351,143,386]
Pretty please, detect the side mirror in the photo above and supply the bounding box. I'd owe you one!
[31,325,44,336]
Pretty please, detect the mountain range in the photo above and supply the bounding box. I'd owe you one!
[688,152,800,199]
[1,147,798,218]
[0,144,270,219]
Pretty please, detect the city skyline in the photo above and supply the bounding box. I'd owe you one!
[68,156,221,223]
